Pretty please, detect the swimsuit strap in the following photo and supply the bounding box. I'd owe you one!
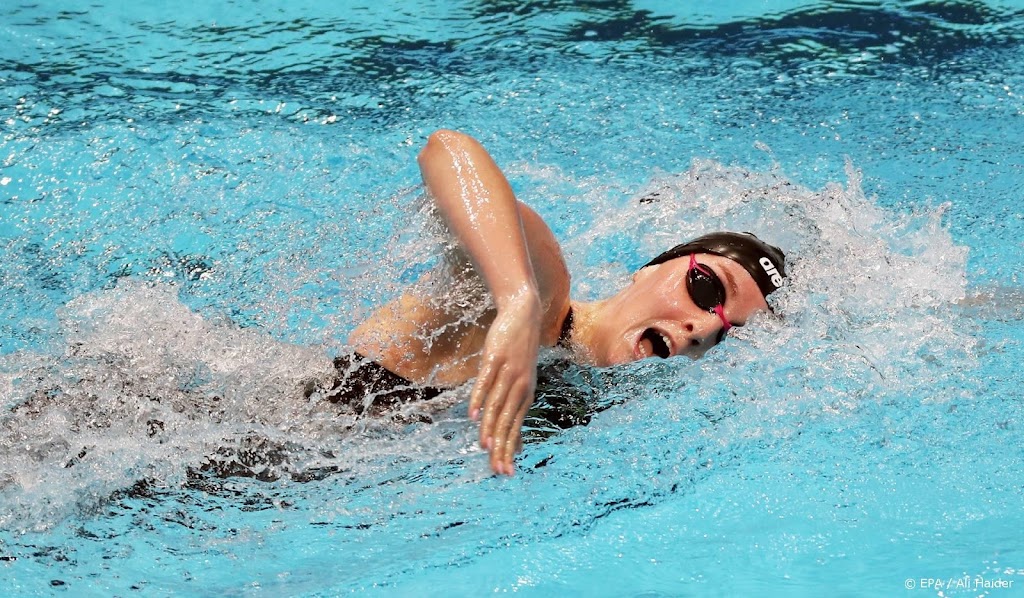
[557,305,574,348]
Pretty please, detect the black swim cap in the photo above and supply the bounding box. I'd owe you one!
[642,231,787,298]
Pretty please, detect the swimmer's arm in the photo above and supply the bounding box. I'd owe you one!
[417,129,541,477]
[419,130,540,321]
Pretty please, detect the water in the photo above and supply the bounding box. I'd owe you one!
[2,1,1023,595]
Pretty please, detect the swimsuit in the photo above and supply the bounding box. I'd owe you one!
[328,305,583,428]
[325,351,602,437]
[557,305,574,347]
[325,353,445,417]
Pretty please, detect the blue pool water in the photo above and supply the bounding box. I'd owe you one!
[2,1,1024,595]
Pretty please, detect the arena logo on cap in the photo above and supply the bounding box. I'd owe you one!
[759,257,784,288]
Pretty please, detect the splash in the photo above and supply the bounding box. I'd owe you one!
[0,158,975,546]
[567,157,973,402]
[0,281,462,531]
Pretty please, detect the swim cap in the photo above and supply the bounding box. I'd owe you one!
[642,231,787,298]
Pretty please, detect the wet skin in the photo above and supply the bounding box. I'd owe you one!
[351,130,774,476]
[574,253,770,366]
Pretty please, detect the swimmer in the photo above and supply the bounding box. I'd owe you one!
[345,130,786,476]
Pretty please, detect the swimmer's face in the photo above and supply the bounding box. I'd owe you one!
[589,253,770,366]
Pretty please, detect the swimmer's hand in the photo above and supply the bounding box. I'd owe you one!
[469,291,541,476]
[416,130,558,476]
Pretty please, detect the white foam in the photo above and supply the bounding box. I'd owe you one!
[1,281,369,530]
[0,159,974,532]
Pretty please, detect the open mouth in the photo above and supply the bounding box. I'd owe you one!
[640,328,672,359]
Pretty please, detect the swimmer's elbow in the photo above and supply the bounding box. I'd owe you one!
[418,129,477,166]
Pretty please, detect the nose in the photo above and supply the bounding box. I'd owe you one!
[679,312,727,358]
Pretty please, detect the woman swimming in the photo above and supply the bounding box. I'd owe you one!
[346,130,787,476]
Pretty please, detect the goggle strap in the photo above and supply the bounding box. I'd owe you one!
[713,304,732,331]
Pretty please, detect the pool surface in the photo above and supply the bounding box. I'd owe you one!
[2,1,1023,596]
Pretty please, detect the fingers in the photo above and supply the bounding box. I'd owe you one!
[489,409,528,476]
[489,377,534,476]
[478,372,510,451]
[499,413,532,476]
[472,363,532,476]
[468,358,497,421]
[469,319,539,476]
